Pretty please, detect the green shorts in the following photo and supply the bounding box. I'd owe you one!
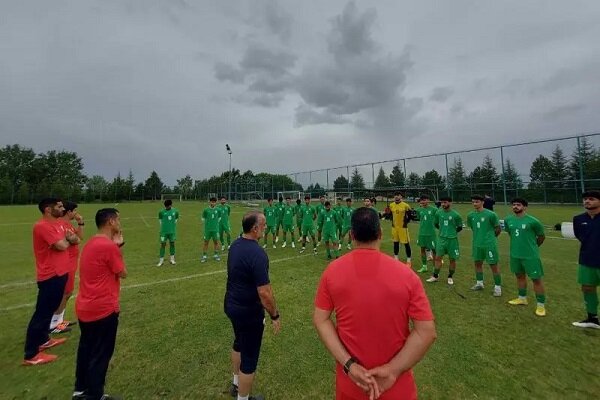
[341,226,351,236]
[436,237,460,260]
[296,220,302,229]
[219,224,231,234]
[276,221,283,229]
[204,231,219,242]
[510,257,544,279]
[282,224,294,233]
[577,264,600,286]
[160,232,176,243]
[302,225,315,236]
[322,231,339,243]
[472,245,499,265]
[265,225,276,235]
[417,235,436,250]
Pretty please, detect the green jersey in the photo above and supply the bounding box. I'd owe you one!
[276,202,285,222]
[282,204,295,225]
[158,208,179,234]
[341,206,354,228]
[316,203,326,219]
[434,209,463,239]
[202,207,220,232]
[504,214,545,259]
[300,204,316,226]
[295,204,303,221]
[333,204,344,225]
[217,204,231,225]
[415,206,437,236]
[318,209,339,233]
[264,205,278,227]
[467,209,499,247]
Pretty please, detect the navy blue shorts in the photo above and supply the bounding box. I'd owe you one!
[229,315,264,374]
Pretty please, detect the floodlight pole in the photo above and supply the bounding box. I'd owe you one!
[226,144,232,201]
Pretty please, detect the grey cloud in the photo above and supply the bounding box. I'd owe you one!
[327,1,377,61]
[248,77,290,94]
[240,44,296,77]
[234,92,285,108]
[543,104,586,120]
[264,0,292,43]
[429,86,454,102]
[294,104,352,127]
[214,62,246,83]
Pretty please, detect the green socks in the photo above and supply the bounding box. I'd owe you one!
[583,291,599,314]
[493,274,502,286]
[518,288,527,297]
[169,242,175,256]
[421,255,427,266]
[160,247,166,258]
[476,271,484,281]
[536,294,546,305]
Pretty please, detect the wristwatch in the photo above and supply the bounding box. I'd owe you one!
[270,312,280,321]
[343,357,357,375]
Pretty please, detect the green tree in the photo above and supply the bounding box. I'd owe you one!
[549,145,569,188]
[421,169,444,187]
[503,159,522,190]
[407,172,421,187]
[373,167,390,189]
[145,171,165,200]
[0,144,36,203]
[350,168,365,191]
[570,137,596,181]
[389,162,405,187]
[448,158,467,188]
[176,174,194,200]
[333,175,349,191]
[86,175,110,201]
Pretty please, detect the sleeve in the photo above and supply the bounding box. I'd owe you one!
[533,219,545,236]
[572,216,581,240]
[314,270,334,311]
[465,214,471,229]
[490,212,500,228]
[252,251,270,287]
[36,223,64,247]
[456,213,463,228]
[109,244,126,275]
[503,216,510,232]
[202,209,207,219]
[407,273,434,321]
[175,210,180,220]
[158,210,162,220]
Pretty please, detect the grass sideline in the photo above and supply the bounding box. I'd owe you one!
[0,201,598,400]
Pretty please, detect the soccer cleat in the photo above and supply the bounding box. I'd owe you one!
[447,277,454,285]
[313,247,318,254]
[100,395,123,400]
[227,245,231,249]
[572,317,600,329]
[157,258,164,267]
[299,247,305,254]
[346,244,352,250]
[508,298,528,306]
[470,283,484,291]
[169,256,176,265]
[248,396,265,400]
[201,256,208,263]
[426,276,439,283]
[221,245,225,251]
[417,266,428,273]
[229,383,238,397]
[272,244,276,249]
[338,243,342,251]
[493,287,502,297]
[275,236,279,243]
[39,337,67,351]
[214,255,221,261]
[393,255,399,260]
[291,242,295,249]
[281,242,287,248]
[49,321,72,334]
[535,305,546,317]
[262,244,267,249]
[23,352,58,366]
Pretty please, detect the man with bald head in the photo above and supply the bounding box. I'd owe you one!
[224,211,281,400]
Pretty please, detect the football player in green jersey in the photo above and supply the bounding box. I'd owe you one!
[280,196,296,248]
[300,195,318,254]
[427,197,463,285]
[201,197,221,263]
[315,195,326,245]
[504,198,547,316]
[467,195,502,296]
[333,198,344,249]
[218,196,232,251]
[158,199,179,266]
[263,198,278,248]
[340,198,354,250]
[274,196,285,244]
[414,195,438,273]
[295,198,303,241]
[318,201,341,259]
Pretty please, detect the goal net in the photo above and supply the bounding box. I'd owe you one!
[327,192,354,201]
[207,192,218,200]
[161,193,182,202]
[276,191,302,201]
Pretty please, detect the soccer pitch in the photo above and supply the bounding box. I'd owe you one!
[0,201,598,399]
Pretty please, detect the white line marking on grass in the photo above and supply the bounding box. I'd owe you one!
[139,214,150,228]
[0,253,312,312]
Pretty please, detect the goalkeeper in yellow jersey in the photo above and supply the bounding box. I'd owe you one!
[389,192,414,264]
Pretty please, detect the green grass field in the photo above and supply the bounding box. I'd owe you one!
[1,201,598,400]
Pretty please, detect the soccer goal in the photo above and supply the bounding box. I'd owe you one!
[276,191,302,200]
[207,192,218,200]
[161,193,182,202]
[327,192,354,201]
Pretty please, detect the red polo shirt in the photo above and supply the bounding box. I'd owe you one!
[32,218,70,281]
[315,249,434,400]
[59,219,79,271]
[76,235,125,322]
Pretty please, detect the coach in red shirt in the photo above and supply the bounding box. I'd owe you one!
[23,198,80,366]
[314,207,437,400]
[73,208,126,400]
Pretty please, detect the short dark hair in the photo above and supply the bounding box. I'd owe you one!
[95,208,119,228]
[304,195,310,200]
[471,195,484,201]
[511,198,528,207]
[363,197,371,201]
[64,201,78,213]
[319,195,325,199]
[440,196,452,202]
[164,199,173,207]
[346,198,352,202]
[324,201,331,206]
[395,192,403,197]
[38,198,61,214]
[420,194,430,200]
[220,196,227,200]
[285,196,291,200]
[582,190,600,200]
[351,207,380,243]
[267,197,273,202]
[242,212,260,233]
[209,197,217,202]
[296,198,302,204]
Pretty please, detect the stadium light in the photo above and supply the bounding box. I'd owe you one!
[226,144,232,200]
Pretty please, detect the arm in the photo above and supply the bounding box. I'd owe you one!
[572,216,582,241]
[257,283,281,334]
[74,213,85,239]
[51,239,71,251]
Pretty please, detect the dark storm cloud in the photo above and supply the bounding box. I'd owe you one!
[429,86,454,103]
[543,104,586,120]
[294,104,351,127]
[239,44,297,77]
[214,62,246,84]
[264,0,292,43]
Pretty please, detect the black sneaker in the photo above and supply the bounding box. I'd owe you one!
[327,254,332,260]
[73,394,122,400]
[249,395,265,400]
[229,383,238,397]
[572,317,600,329]
[101,395,122,400]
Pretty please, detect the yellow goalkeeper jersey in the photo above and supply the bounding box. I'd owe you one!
[389,201,411,228]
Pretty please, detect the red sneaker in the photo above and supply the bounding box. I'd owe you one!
[39,337,67,351]
[22,352,58,366]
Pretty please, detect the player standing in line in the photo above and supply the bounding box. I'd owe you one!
[389,193,413,264]
[467,195,502,296]
[363,197,380,217]
[317,201,341,259]
[263,198,278,249]
[300,196,318,254]
[339,198,354,250]
[427,197,463,285]
[274,197,284,244]
[218,197,232,251]
[415,195,438,274]
[333,198,344,250]
[315,195,326,246]
[295,198,303,242]
[504,198,547,316]
[280,197,296,249]
[157,199,179,267]
[201,197,221,263]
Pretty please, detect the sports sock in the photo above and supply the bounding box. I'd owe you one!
[476,271,484,282]
[227,233,231,245]
[404,243,412,258]
[326,248,331,257]
[219,232,224,243]
[493,274,502,286]
[433,268,441,278]
[583,291,599,315]
[233,374,239,386]
[448,269,455,278]
[518,288,527,297]
[237,395,249,400]
[421,254,427,266]
[202,252,207,257]
[536,294,546,305]
[393,242,399,256]
[159,246,165,258]
[169,242,175,256]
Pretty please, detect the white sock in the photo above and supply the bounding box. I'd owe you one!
[237,395,249,400]
[519,295,527,300]
[537,302,545,308]
[477,280,484,285]
[393,255,399,260]
[49,311,64,329]
[494,285,501,290]
[233,374,239,386]
[407,257,411,263]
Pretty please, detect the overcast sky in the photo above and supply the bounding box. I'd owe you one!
[2,0,600,185]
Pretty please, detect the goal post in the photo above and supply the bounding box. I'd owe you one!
[276,191,302,200]
[160,193,182,202]
[327,192,354,201]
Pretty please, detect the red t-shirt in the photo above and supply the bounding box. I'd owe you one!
[315,249,434,400]
[59,219,79,272]
[32,218,70,281]
[76,235,125,322]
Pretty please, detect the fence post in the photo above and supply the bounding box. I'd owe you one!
[444,154,450,197]
[500,146,507,205]
[326,169,329,191]
[403,159,407,187]
[346,166,350,193]
[371,164,375,189]
[577,136,585,194]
